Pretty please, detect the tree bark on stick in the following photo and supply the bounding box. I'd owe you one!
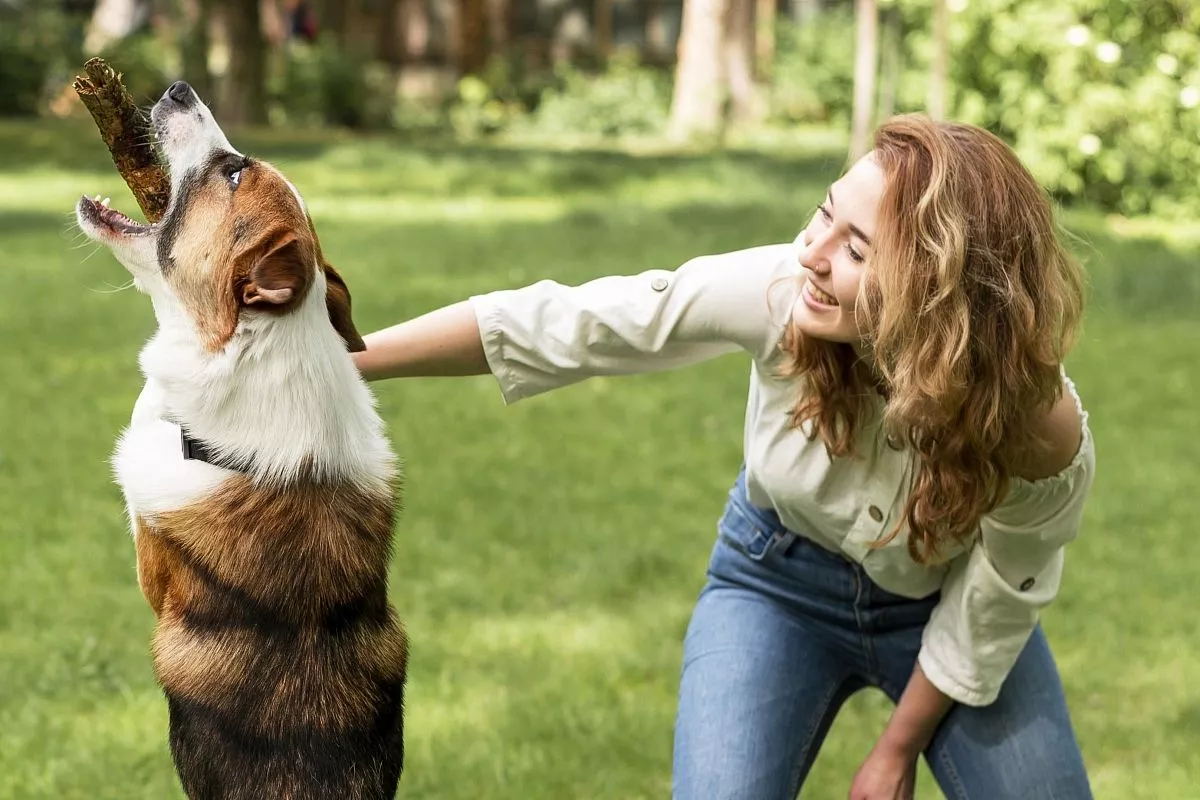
[72,57,170,223]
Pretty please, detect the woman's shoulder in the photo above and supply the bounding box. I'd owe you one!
[1013,387,1085,482]
[992,371,1095,523]
[672,242,803,360]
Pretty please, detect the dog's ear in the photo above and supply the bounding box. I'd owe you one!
[241,233,312,308]
[322,261,366,353]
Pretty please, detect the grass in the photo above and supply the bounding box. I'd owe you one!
[0,116,1197,799]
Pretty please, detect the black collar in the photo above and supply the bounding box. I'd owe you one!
[179,426,251,472]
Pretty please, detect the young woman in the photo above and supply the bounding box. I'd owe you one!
[353,115,1096,800]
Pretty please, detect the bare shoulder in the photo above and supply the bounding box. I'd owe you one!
[1014,386,1084,482]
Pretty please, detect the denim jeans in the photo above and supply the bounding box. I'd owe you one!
[672,470,1092,800]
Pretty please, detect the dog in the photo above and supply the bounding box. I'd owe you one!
[75,81,407,800]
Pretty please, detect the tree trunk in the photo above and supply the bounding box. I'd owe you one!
[316,0,350,46]
[790,0,819,25]
[876,5,899,121]
[755,0,775,81]
[724,0,760,125]
[667,0,731,142]
[377,0,404,65]
[488,0,514,53]
[217,0,268,125]
[928,0,947,120]
[595,0,612,60]
[849,0,877,161]
[644,0,672,62]
[458,0,488,74]
[84,0,151,54]
[259,0,286,48]
[401,0,431,61]
[179,0,214,101]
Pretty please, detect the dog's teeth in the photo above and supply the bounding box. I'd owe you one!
[101,197,111,207]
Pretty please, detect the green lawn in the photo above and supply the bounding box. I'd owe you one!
[0,117,1196,799]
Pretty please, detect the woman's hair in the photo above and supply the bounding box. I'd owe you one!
[781,114,1085,563]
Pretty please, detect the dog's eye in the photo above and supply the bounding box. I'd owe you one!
[228,169,242,189]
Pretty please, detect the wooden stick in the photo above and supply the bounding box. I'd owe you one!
[72,57,170,223]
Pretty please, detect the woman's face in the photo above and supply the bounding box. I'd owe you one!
[792,155,885,344]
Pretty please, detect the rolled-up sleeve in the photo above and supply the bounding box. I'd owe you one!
[468,245,797,404]
[918,398,1096,707]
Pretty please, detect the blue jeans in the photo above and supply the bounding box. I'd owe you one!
[673,471,1092,799]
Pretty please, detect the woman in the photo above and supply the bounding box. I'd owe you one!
[353,116,1096,800]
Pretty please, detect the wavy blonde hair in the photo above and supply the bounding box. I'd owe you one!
[781,115,1085,563]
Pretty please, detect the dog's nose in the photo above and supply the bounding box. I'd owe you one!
[165,81,192,105]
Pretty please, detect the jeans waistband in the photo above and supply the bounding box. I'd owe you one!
[728,466,853,565]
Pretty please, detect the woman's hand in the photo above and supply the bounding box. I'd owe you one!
[848,664,951,799]
[848,740,917,800]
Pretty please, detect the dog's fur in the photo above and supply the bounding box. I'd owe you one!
[75,82,407,800]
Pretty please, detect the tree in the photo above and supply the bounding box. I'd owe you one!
[724,0,760,125]
[789,0,820,25]
[458,0,488,74]
[667,0,730,142]
[876,4,900,121]
[595,0,612,58]
[84,0,151,54]
[178,0,215,101]
[755,0,776,80]
[928,0,947,120]
[849,0,877,161]
[216,0,268,125]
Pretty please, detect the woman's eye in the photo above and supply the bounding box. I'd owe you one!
[817,204,832,222]
[847,245,865,264]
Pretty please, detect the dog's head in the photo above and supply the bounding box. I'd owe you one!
[76,81,364,353]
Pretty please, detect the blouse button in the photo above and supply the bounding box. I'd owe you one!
[868,505,883,522]
[650,277,669,292]
[1020,578,1036,591]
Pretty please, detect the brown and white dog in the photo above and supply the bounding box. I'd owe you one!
[75,81,407,800]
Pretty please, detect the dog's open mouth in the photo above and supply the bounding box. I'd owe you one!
[78,195,155,237]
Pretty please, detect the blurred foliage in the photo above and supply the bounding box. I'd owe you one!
[950,0,1200,217]
[95,33,174,107]
[272,36,395,129]
[768,0,1200,217]
[0,3,86,116]
[447,52,671,141]
[771,6,858,125]
[526,53,671,138]
[448,74,527,139]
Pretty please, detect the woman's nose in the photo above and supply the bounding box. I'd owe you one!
[798,234,831,274]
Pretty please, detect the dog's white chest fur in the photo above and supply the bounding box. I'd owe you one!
[115,378,233,528]
[114,281,394,532]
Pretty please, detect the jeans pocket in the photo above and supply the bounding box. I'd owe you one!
[717,501,776,561]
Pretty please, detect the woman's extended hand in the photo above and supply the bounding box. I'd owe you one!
[848,740,917,800]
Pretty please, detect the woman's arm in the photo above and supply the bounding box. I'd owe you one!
[879,664,955,755]
[849,665,953,799]
[352,301,489,381]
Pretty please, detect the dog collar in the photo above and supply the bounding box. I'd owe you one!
[178,425,250,472]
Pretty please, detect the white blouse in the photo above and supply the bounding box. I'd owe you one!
[468,241,1096,707]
